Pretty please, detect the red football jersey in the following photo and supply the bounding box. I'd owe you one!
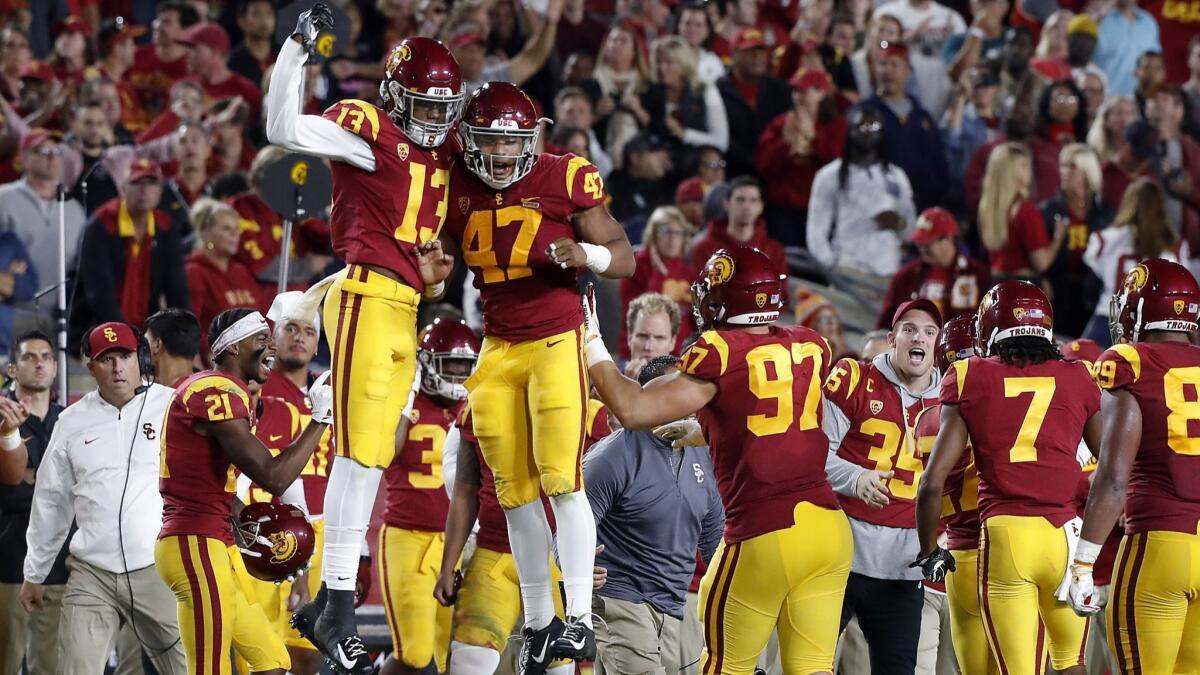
[1095,341,1200,535]
[159,371,255,544]
[322,99,455,290]
[824,358,938,528]
[680,325,839,543]
[243,396,304,505]
[443,153,606,342]
[941,356,1099,526]
[913,404,982,550]
[262,370,333,516]
[382,392,463,531]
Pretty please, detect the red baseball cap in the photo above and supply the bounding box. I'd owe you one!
[19,60,54,83]
[98,16,146,51]
[87,322,140,361]
[789,68,833,92]
[126,158,163,184]
[876,39,910,62]
[1062,338,1102,362]
[732,28,768,52]
[675,176,705,203]
[448,29,486,50]
[910,207,958,244]
[19,128,58,155]
[892,298,943,330]
[178,22,231,53]
[60,15,91,36]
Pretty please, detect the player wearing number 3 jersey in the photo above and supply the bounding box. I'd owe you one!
[585,245,851,675]
[1072,259,1200,674]
[916,281,1101,675]
[439,82,634,672]
[264,5,464,671]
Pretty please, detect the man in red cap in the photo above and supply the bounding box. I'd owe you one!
[130,2,202,115]
[179,23,263,121]
[87,17,150,134]
[823,298,944,675]
[716,27,792,177]
[15,62,59,131]
[69,159,191,350]
[877,207,991,329]
[673,176,705,229]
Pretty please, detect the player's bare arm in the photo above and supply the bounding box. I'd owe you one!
[0,397,28,485]
[915,403,969,555]
[205,416,328,496]
[589,363,716,430]
[434,437,481,606]
[547,204,635,279]
[414,238,456,287]
[1078,389,1141,544]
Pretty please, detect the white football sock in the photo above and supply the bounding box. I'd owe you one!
[448,642,500,675]
[505,500,556,630]
[550,490,596,627]
[322,456,382,591]
[547,664,576,675]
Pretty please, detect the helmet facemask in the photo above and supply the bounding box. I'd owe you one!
[382,80,463,148]
[461,124,540,189]
[418,349,477,401]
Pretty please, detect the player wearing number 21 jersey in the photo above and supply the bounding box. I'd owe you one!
[586,245,850,675]
[1071,259,1200,674]
[916,281,1101,675]
[440,81,633,671]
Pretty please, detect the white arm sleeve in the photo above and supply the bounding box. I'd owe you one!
[442,424,461,500]
[23,426,75,583]
[265,39,376,172]
[279,478,310,517]
[235,473,252,503]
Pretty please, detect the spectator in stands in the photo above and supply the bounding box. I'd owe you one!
[1132,51,1166,115]
[556,0,606,61]
[851,14,904,101]
[143,308,201,388]
[756,68,847,247]
[877,207,992,329]
[185,198,262,354]
[808,105,917,280]
[1065,15,1105,88]
[1100,119,1157,212]
[995,27,1039,111]
[674,177,706,229]
[554,87,614,177]
[593,23,650,166]
[692,175,787,275]
[0,331,65,675]
[622,292,682,377]
[1039,143,1110,338]
[716,28,791,178]
[448,0,564,95]
[941,68,1001,194]
[621,207,695,353]
[207,97,255,175]
[1086,94,1137,161]
[15,63,62,132]
[130,2,201,114]
[228,0,277,88]
[0,129,85,288]
[80,77,136,145]
[794,287,854,360]
[0,27,31,103]
[606,131,675,224]
[0,232,35,356]
[1083,179,1187,344]
[550,125,591,159]
[1077,71,1107,129]
[1145,85,1200,244]
[674,2,724,86]
[1032,10,1072,65]
[179,23,263,122]
[1028,79,1089,198]
[943,0,1008,85]
[137,80,203,143]
[638,36,729,173]
[860,329,891,360]
[160,120,212,234]
[1093,0,1161,96]
[69,159,191,348]
[48,18,90,88]
[864,40,948,212]
[1186,37,1200,129]
[978,141,1066,278]
[874,0,966,120]
[91,17,148,135]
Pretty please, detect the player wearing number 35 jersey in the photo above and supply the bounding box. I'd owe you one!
[586,245,851,675]
[1072,258,1200,674]
[916,281,1101,675]
[265,5,464,670]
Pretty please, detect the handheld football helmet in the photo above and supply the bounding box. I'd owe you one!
[692,246,785,331]
[975,281,1054,357]
[235,502,314,582]
[379,37,464,148]
[417,318,480,401]
[1061,338,1102,363]
[1109,258,1200,343]
[936,314,977,371]
[459,82,545,189]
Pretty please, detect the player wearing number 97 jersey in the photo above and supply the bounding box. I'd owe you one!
[586,245,850,675]
[1073,258,1200,675]
[916,281,1101,675]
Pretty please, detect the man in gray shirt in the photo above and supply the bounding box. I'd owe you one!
[584,355,725,675]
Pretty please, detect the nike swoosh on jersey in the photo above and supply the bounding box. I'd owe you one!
[270,434,283,442]
[21,435,32,443]
[84,437,98,445]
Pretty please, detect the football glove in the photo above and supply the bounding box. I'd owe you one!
[308,371,333,425]
[292,3,334,54]
[354,555,372,608]
[581,283,612,367]
[1068,538,1103,616]
[909,547,956,583]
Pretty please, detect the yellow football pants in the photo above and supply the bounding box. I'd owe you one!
[947,548,1002,675]
[453,546,566,653]
[379,526,452,671]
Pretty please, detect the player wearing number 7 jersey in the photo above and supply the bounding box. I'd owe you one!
[916,280,1101,675]
[264,5,464,671]
[584,245,851,675]
[822,298,942,674]
[1071,258,1200,674]
[438,81,634,672]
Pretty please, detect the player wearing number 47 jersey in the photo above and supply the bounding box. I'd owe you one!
[439,81,634,672]
[1070,258,1200,674]
[264,5,464,670]
[916,281,1102,675]
[586,245,851,675]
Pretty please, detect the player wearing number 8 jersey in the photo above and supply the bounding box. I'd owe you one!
[440,81,634,671]
[916,281,1101,675]
[264,6,464,670]
[1071,258,1200,674]
[585,245,851,675]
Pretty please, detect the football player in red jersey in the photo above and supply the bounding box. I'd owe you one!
[264,5,465,667]
[584,245,851,675]
[822,298,942,674]
[439,81,634,670]
[1070,259,1200,673]
[155,308,333,675]
[379,318,479,675]
[916,281,1102,675]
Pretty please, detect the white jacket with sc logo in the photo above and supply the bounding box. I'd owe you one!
[24,384,174,583]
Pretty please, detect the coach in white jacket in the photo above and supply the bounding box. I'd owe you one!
[21,323,185,675]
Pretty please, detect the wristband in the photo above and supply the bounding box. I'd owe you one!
[584,336,613,368]
[423,281,445,300]
[1074,538,1103,564]
[1,429,20,451]
[968,27,986,40]
[579,242,612,274]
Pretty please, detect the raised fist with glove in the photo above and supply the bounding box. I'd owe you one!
[308,370,333,425]
[292,2,334,57]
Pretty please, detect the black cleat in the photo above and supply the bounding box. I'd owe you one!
[313,589,375,674]
[289,587,329,660]
[518,617,565,675]
[550,615,596,661]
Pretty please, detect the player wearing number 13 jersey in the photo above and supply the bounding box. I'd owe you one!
[916,281,1101,675]
[586,245,850,675]
[1071,259,1200,674]
[440,81,633,670]
[265,6,465,669]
